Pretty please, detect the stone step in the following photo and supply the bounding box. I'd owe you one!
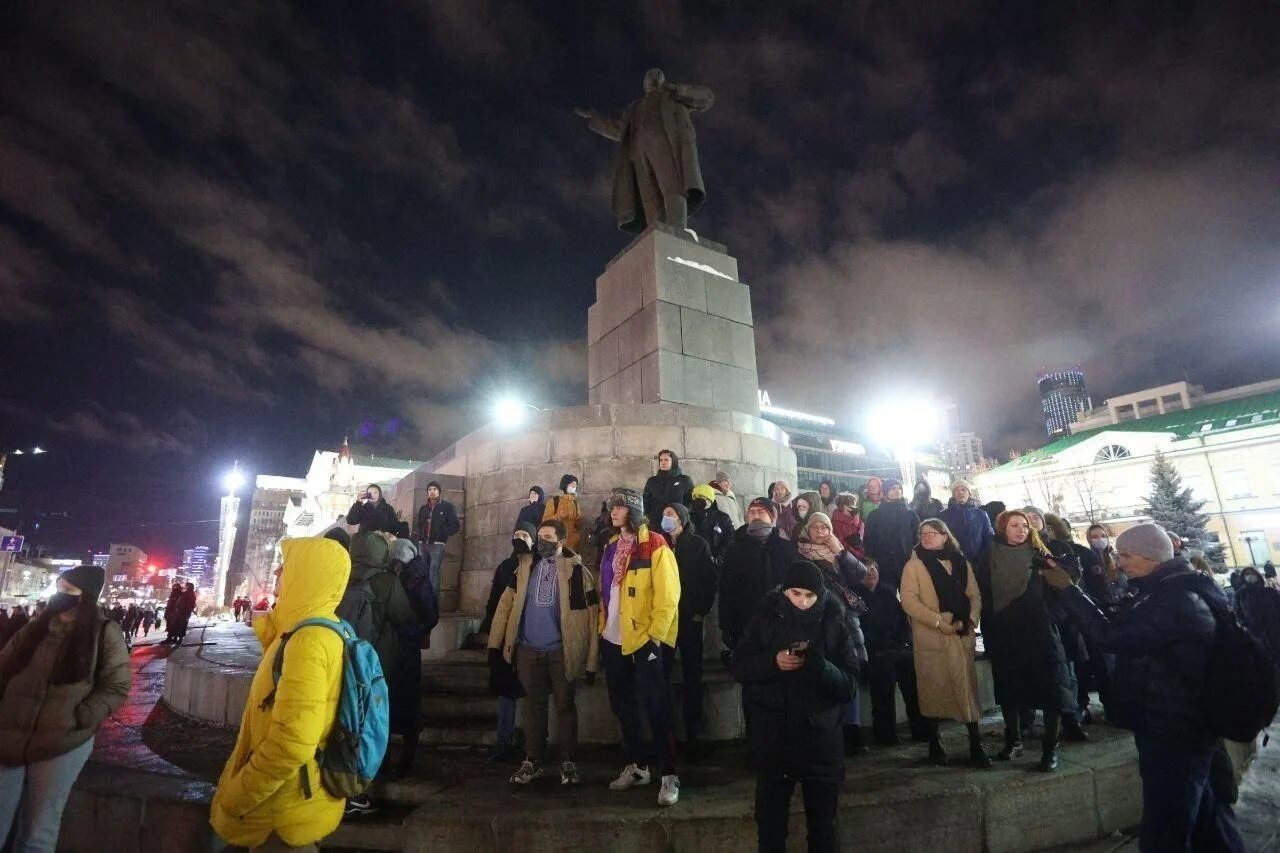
[323,804,415,851]
[421,690,496,718]
[420,715,496,747]
[422,660,488,691]
[422,613,483,660]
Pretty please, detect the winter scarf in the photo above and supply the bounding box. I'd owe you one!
[988,539,1036,613]
[913,545,971,626]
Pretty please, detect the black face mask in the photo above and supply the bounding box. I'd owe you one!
[536,540,559,558]
[512,538,531,555]
[47,592,81,615]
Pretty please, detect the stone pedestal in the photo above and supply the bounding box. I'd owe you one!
[401,403,796,616]
[587,226,760,416]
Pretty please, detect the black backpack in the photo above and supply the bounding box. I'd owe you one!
[1193,589,1279,742]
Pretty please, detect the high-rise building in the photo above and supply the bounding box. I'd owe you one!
[242,475,306,601]
[182,545,211,585]
[91,553,109,569]
[940,432,987,477]
[104,543,147,598]
[1039,367,1091,438]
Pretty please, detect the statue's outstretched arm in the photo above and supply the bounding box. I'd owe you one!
[577,106,624,142]
[671,84,715,112]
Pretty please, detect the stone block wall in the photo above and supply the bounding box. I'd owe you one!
[587,226,760,416]
[404,403,796,616]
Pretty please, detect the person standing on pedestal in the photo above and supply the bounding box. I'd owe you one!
[346,484,399,535]
[863,479,920,589]
[768,481,797,541]
[711,471,744,529]
[542,475,583,553]
[516,486,546,532]
[689,484,733,564]
[660,504,718,758]
[489,520,599,787]
[416,482,460,602]
[598,489,683,807]
[481,524,535,762]
[643,450,694,532]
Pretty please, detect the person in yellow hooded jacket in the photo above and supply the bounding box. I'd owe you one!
[210,537,351,852]
[597,488,682,807]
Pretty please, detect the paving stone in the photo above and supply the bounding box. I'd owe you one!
[983,762,1099,852]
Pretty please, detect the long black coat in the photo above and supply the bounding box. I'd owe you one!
[482,548,526,699]
[718,527,798,646]
[975,543,1076,711]
[1237,583,1280,679]
[672,529,718,619]
[642,467,694,530]
[863,499,920,588]
[731,590,862,780]
[853,583,912,657]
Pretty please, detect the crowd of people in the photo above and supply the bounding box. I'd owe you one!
[7,454,1265,851]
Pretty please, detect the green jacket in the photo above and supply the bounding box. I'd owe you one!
[0,613,131,765]
[349,533,415,674]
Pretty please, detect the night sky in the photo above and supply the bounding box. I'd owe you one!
[3,1,1279,560]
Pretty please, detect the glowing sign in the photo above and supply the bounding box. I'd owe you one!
[829,439,867,456]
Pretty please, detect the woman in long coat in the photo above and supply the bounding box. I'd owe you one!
[975,510,1079,772]
[899,519,990,769]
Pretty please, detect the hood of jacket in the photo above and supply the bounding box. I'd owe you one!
[255,537,351,651]
[528,485,546,502]
[349,531,389,581]
[656,452,683,478]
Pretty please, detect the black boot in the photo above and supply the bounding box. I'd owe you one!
[995,707,1023,761]
[1061,713,1091,742]
[844,725,869,757]
[1039,712,1061,772]
[967,722,992,770]
[925,720,947,766]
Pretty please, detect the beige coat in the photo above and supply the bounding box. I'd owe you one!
[900,554,983,723]
[488,549,600,682]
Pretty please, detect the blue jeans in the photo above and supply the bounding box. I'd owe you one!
[1134,731,1245,852]
[425,542,446,601]
[496,695,518,744]
[0,736,95,852]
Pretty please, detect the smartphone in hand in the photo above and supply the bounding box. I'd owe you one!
[788,640,810,657]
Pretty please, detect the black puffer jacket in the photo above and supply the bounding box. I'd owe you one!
[1237,582,1280,673]
[1060,559,1219,742]
[718,526,798,647]
[642,454,694,529]
[853,583,912,656]
[862,499,920,588]
[731,589,863,780]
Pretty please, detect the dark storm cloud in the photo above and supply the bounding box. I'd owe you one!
[3,0,1279,507]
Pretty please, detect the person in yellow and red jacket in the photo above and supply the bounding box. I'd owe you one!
[210,537,351,851]
[597,488,683,807]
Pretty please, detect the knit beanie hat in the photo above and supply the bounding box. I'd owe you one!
[668,503,691,528]
[60,565,106,601]
[1116,523,1175,564]
[390,538,417,564]
[515,521,538,539]
[782,560,824,594]
[803,512,834,537]
[608,488,645,529]
[748,497,778,521]
[323,527,351,550]
[1021,505,1046,521]
[951,480,972,496]
[691,484,717,505]
[883,478,903,493]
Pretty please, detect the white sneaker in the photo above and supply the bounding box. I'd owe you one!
[658,774,680,806]
[509,759,541,785]
[608,763,651,791]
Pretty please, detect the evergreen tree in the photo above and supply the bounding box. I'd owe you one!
[1144,451,1222,566]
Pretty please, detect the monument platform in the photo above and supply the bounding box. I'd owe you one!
[141,623,1148,852]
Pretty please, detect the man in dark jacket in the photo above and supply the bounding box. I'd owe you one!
[1043,523,1245,853]
[416,481,460,602]
[938,481,993,564]
[660,503,718,754]
[689,484,733,563]
[717,498,798,652]
[908,480,943,521]
[642,450,693,530]
[481,523,536,762]
[731,561,863,853]
[862,479,920,588]
[346,483,399,534]
[853,561,926,745]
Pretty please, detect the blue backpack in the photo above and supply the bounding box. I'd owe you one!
[262,617,390,798]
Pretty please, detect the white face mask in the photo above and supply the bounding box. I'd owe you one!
[1089,537,1109,550]
[567,485,577,495]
